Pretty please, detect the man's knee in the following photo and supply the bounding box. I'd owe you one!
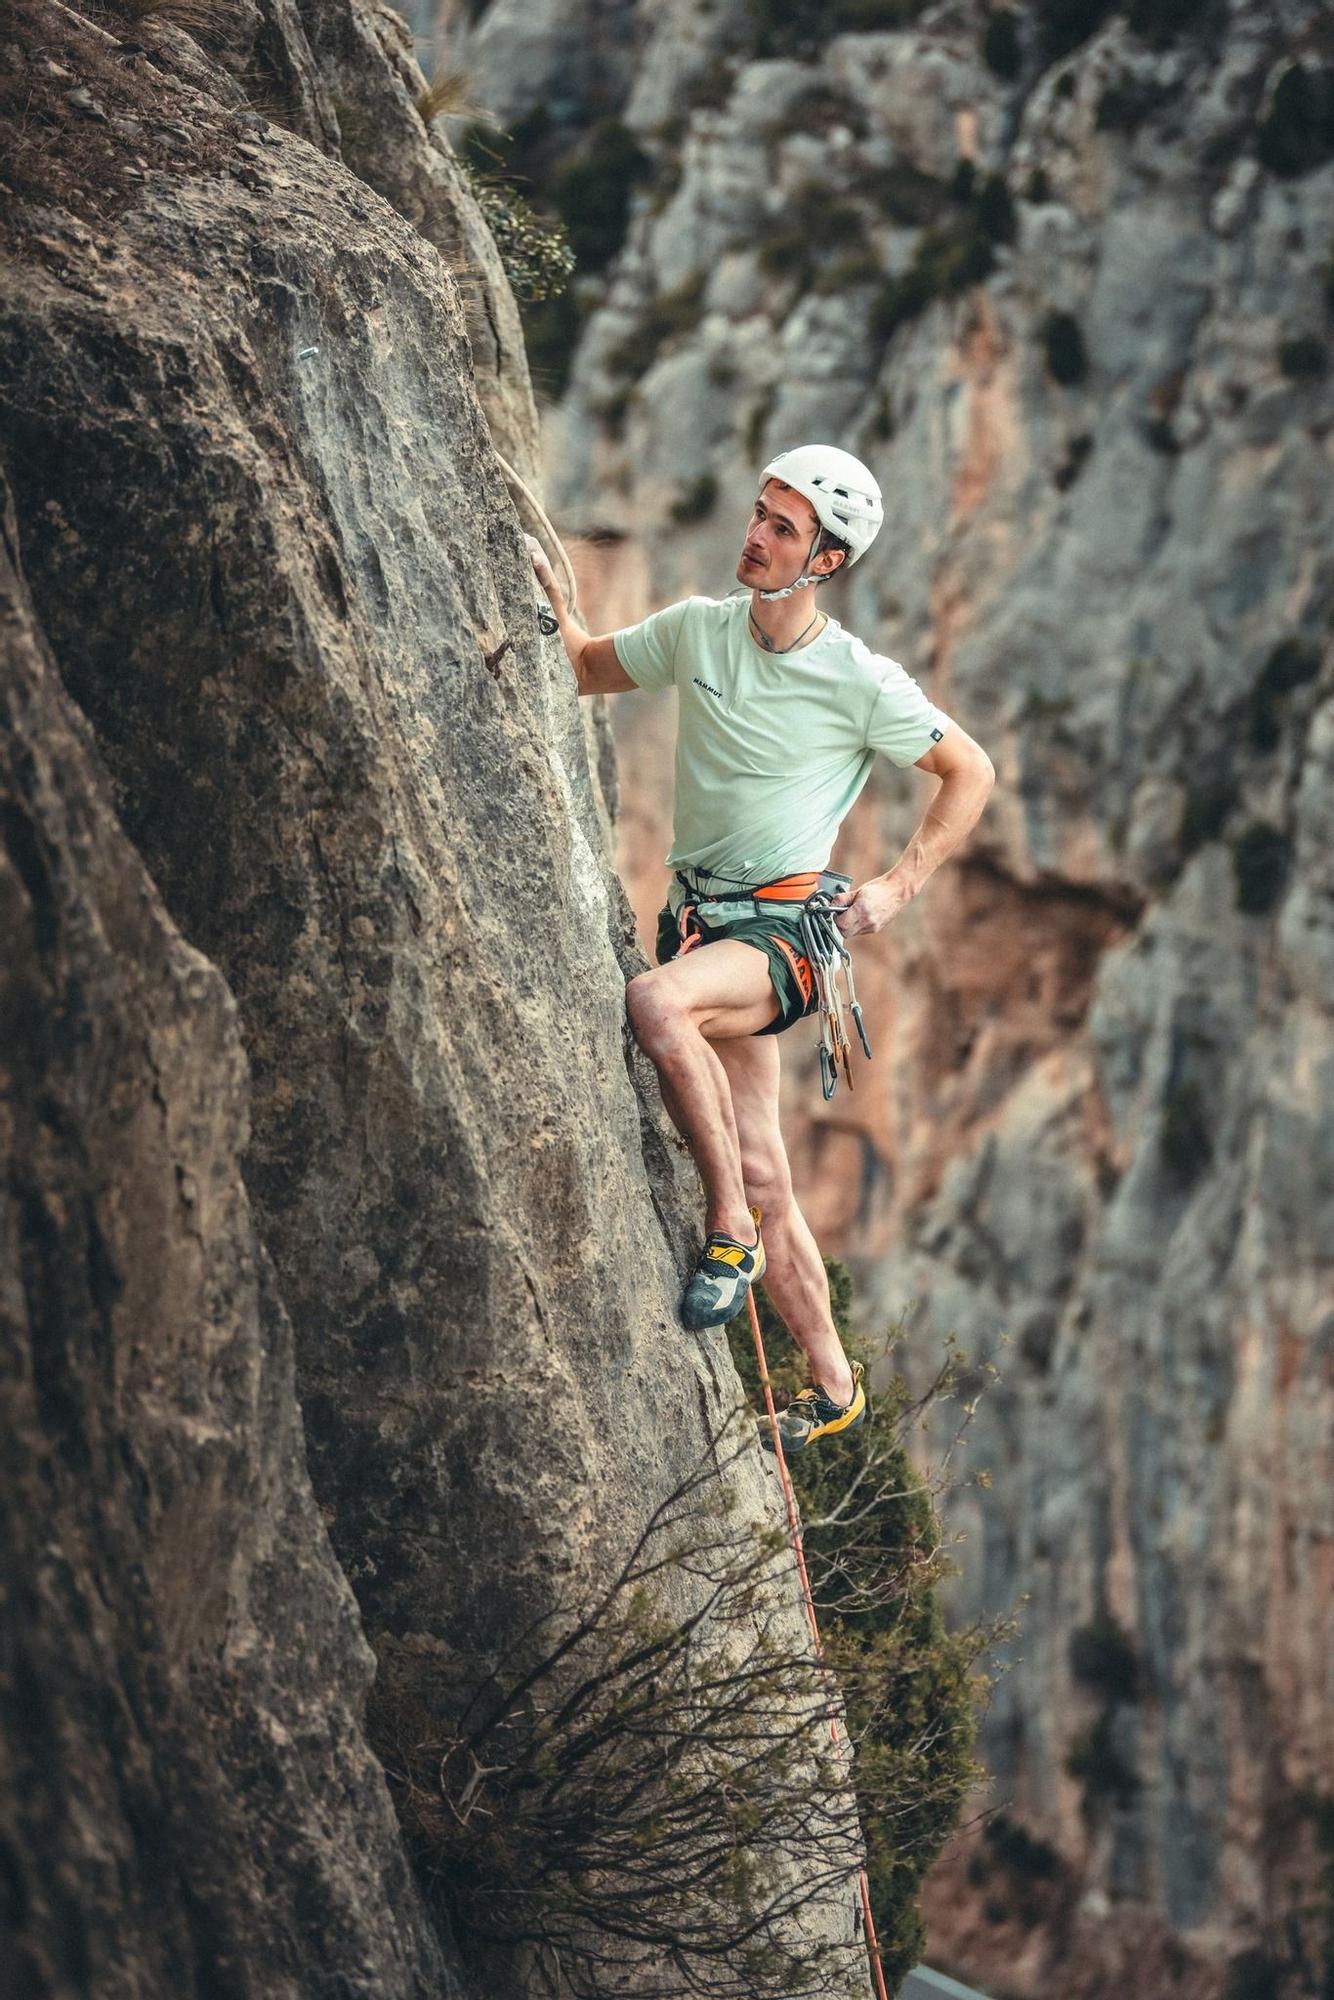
[626,968,688,1054]
[740,1141,793,1218]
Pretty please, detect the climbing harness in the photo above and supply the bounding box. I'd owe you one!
[670,866,873,1101]
[669,867,829,942]
[745,1286,891,2000]
[798,892,873,1102]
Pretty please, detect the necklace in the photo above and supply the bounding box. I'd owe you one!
[748,606,822,654]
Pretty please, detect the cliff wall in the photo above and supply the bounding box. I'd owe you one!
[0,1,877,1992]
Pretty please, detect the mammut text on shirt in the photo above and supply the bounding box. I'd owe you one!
[612,593,952,891]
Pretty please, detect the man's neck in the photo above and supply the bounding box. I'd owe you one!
[747,587,826,652]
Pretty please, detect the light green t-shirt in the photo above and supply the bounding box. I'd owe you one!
[612,592,951,891]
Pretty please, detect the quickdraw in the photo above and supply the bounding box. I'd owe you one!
[797,892,873,1103]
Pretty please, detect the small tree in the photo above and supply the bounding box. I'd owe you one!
[369,1265,1008,1996]
[728,1258,1011,1987]
[371,1422,874,1997]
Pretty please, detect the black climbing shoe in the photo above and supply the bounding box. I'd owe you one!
[680,1207,765,1330]
[759,1360,866,1455]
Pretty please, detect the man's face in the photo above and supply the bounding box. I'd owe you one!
[736,479,836,590]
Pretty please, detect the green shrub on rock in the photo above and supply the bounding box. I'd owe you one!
[976,172,1017,243]
[1035,0,1117,59]
[457,158,575,302]
[983,1811,1060,1879]
[747,0,929,61]
[368,1251,1005,2000]
[1125,0,1215,46]
[869,220,995,346]
[727,1262,1006,1990]
[1256,63,1334,179]
[863,159,952,229]
[669,472,720,524]
[1223,1947,1284,2000]
[1277,333,1328,379]
[605,270,708,380]
[1233,823,1292,916]
[548,118,653,271]
[813,247,883,293]
[1160,1076,1212,1183]
[1247,636,1322,751]
[1068,1609,1140,1702]
[1065,1709,1140,1812]
[982,7,1023,79]
[1040,308,1089,385]
[755,187,866,293]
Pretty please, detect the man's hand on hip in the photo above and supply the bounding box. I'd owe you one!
[832,879,910,937]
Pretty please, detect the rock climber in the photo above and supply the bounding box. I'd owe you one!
[526,444,995,1454]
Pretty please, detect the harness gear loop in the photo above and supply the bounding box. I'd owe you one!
[745,1286,891,2000]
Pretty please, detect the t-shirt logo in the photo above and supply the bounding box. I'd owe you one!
[930,726,944,741]
[693,676,723,699]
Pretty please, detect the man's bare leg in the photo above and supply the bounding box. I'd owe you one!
[626,941,781,1244]
[714,1034,856,1406]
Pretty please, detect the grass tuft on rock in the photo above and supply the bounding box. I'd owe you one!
[416,69,487,127]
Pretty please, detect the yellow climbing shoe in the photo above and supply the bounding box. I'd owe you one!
[680,1206,765,1330]
[760,1359,866,1455]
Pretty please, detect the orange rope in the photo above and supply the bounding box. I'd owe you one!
[746,1288,891,2000]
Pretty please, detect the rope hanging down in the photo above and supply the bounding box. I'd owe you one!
[496,448,580,615]
[745,1287,891,2000]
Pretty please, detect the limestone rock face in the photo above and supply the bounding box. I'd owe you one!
[0,1,872,1992]
[0,469,454,1997]
[439,0,1334,1989]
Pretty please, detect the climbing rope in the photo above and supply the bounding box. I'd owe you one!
[495,447,580,615]
[745,1287,891,2000]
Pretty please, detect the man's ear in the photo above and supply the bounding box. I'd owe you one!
[816,547,847,576]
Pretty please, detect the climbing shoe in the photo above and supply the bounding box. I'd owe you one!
[680,1207,766,1330]
[759,1359,867,1456]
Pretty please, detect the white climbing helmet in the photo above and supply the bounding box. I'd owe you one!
[755,444,883,599]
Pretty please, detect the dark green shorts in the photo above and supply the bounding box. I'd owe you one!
[653,895,820,1038]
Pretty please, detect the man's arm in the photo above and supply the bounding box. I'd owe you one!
[835,724,996,937]
[525,535,638,696]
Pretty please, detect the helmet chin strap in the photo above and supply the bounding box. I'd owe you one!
[757,527,825,601]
